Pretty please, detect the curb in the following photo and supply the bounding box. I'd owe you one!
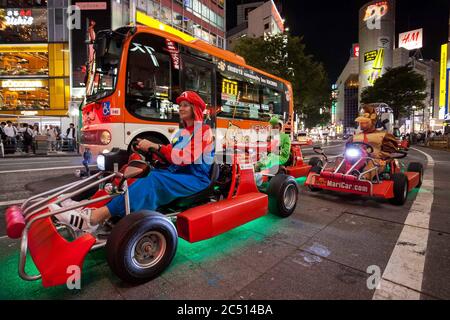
[1,153,81,159]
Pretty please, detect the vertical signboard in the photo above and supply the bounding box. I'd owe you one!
[358,0,395,92]
[71,1,111,89]
[440,43,448,110]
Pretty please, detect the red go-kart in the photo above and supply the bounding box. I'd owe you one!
[304,142,423,205]
[239,140,320,179]
[5,146,298,287]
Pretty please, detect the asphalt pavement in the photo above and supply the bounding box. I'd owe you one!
[0,142,448,300]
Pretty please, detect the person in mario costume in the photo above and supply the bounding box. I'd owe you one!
[50,91,214,232]
[348,103,398,180]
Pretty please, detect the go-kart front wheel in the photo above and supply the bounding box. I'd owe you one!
[389,173,408,206]
[106,210,178,284]
[267,174,299,218]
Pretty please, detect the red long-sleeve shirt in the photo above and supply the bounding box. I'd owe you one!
[159,124,213,166]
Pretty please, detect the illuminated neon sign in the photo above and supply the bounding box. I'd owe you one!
[363,2,388,22]
[5,9,34,26]
[222,79,238,96]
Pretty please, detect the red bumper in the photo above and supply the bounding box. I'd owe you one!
[176,192,268,243]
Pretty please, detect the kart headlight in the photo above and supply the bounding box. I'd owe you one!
[97,154,105,171]
[345,148,360,158]
[100,130,111,145]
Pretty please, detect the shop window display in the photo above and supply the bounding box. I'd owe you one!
[0,51,49,77]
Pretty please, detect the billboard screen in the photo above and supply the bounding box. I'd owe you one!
[399,28,423,50]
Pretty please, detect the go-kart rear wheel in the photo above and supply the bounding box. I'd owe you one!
[267,174,299,218]
[308,166,322,192]
[308,157,323,168]
[407,162,424,188]
[390,173,409,206]
[106,210,178,284]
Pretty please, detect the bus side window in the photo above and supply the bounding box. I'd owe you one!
[261,87,283,119]
[183,62,212,105]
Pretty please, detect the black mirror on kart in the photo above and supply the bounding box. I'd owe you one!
[123,160,150,179]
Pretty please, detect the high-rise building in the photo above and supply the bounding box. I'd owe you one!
[227,0,284,50]
[0,0,71,120]
[129,0,226,49]
[335,0,441,133]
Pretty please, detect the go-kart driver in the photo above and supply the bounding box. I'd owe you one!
[50,91,214,233]
[348,104,398,180]
[255,116,291,173]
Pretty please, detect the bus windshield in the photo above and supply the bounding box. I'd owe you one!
[86,28,129,102]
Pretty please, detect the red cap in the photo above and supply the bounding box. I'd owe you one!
[176,91,206,123]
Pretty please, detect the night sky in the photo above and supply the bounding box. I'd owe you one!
[227,0,450,83]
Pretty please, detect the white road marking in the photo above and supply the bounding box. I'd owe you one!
[0,199,26,206]
[0,164,96,174]
[373,147,434,300]
[0,160,72,166]
[302,143,345,151]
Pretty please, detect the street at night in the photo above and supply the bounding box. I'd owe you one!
[1,142,449,300]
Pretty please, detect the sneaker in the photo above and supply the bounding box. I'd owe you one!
[48,203,98,233]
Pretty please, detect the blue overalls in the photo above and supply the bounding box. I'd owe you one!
[106,124,214,217]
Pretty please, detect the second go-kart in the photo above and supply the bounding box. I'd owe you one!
[5,145,299,287]
[305,142,423,205]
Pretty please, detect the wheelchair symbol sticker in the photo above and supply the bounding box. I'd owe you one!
[102,102,111,116]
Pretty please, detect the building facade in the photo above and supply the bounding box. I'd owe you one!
[131,0,226,49]
[335,54,359,133]
[335,0,442,133]
[227,0,284,50]
[358,0,395,95]
[0,0,71,117]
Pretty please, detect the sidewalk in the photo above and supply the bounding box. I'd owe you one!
[1,151,80,158]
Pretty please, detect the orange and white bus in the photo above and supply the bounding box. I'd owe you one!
[80,18,294,158]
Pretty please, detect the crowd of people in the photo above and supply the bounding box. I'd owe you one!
[0,121,77,155]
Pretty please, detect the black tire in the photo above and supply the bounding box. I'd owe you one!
[308,165,322,192]
[308,157,323,168]
[407,162,423,188]
[390,173,409,206]
[106,210,178,284]
[267,174,299,218]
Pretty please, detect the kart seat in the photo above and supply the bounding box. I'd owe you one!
[159,163,220,211]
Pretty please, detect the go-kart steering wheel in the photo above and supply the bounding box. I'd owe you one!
[346,141,374,154]
[131,141,170,167]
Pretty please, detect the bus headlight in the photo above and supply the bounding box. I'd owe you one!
[100,131,111,145]
[97,154,106,171]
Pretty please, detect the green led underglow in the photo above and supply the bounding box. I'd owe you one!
[295,177,307,185]
[1,214,282,299]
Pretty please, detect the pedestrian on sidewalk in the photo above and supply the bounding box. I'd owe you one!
[66,123,76,151]
[4,121,18,154]
[47,125,57,151]
[20,123,33,154]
